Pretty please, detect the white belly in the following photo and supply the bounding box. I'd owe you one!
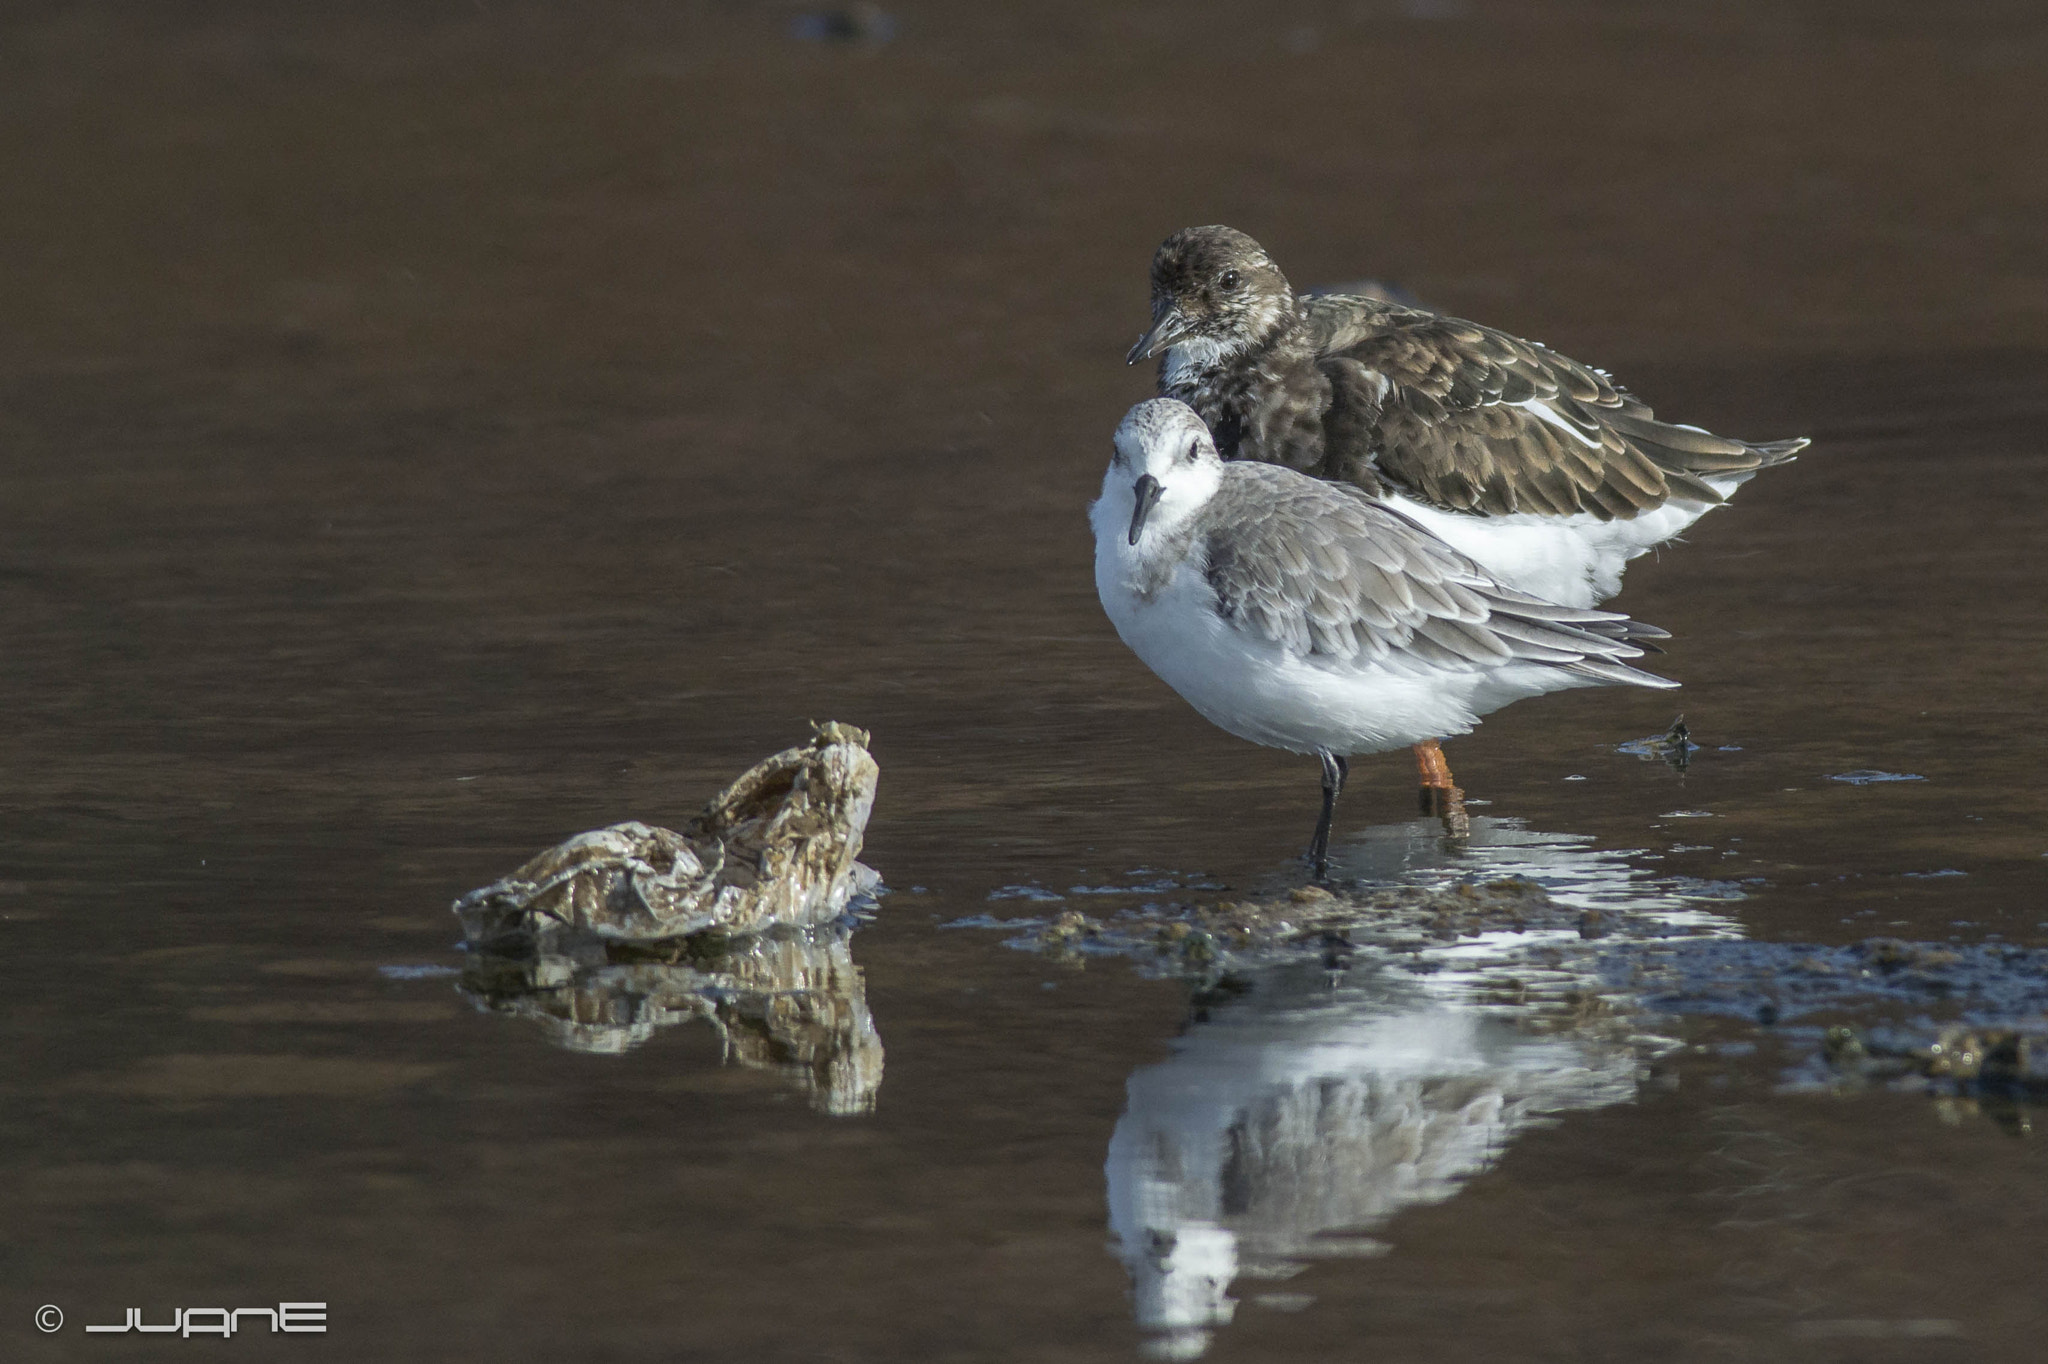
[1381,478,1752,608]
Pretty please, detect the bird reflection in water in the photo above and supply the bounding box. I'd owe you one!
[460,923,884,1116]
[1106,815,1742,1359]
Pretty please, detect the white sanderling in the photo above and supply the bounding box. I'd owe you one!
[1092,399,1678,873]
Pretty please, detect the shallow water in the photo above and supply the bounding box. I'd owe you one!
[5,3,2048,1360]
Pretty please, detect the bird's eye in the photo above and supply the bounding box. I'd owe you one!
[1184,439,1200,463]
[1218,269,1242,291]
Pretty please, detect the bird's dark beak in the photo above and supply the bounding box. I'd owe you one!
[1125,306,1190,365]
[1127,474,1164,545]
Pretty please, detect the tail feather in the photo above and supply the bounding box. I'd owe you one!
[1568,659,1681,689]
[1745,436,1809,466]
[1606,407,1810,480]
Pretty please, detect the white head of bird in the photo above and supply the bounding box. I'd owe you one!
[1095,399,1225,563]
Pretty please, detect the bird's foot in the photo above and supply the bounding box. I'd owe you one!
[1422,784,1473,839]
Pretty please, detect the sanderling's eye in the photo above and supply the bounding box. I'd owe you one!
[1184,439,1200,464]
[1218,269,1242,291]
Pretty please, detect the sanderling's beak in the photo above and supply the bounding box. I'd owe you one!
[1127,474,1164,545]
[1125,307,1190,365]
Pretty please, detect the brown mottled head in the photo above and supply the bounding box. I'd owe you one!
[1126,225,1295,364]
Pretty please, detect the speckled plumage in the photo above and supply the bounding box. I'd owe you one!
[1129,227,1808,607]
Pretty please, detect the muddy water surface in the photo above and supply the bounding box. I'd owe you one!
[3,3,2047,1361]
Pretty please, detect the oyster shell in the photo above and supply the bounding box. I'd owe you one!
[454,721,878,950]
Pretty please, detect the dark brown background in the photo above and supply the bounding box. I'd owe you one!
[3,3,2045,1360]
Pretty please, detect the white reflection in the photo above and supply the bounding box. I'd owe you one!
[1329,813,1741,925]
[1107,817,1740,1358]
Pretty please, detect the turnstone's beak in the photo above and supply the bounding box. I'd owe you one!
[1128,474,1164,545]
[1126,307,1190,365]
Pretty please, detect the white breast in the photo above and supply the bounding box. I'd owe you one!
[1161,337,1242,393]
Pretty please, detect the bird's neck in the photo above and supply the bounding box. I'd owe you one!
[1159,335,1244,395]
[1160,304,1305,396]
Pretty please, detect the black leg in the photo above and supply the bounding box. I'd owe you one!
[1308,749,1347,877]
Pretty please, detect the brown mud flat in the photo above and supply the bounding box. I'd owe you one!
[2,3,2047,1362]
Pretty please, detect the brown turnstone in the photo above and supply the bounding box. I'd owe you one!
[1127,225,1803,807]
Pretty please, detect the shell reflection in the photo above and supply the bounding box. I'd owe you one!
[460,924,884,1115]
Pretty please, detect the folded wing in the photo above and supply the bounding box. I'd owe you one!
[1308,297,1806,520]
[1200,464,1677,688]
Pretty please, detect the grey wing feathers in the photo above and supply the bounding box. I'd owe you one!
[1200,465,1677,688]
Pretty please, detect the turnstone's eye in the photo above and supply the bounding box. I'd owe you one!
[1218,269,1242,291]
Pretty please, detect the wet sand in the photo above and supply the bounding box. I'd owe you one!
[3,2,2047,1360]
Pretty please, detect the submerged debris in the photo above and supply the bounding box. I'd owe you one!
[995,871,2048,1114]
[1028,876,1616,969]
[454,722,879,951]
[1618,715,1696,772]
[1828,769,1926,785]
[1608,937,2048,1023]
[1825,1024,2045,1095]
[462,923,884,1113]
[790,5,896,45]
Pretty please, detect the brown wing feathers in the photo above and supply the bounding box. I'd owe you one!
[1306,297,1807,520]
